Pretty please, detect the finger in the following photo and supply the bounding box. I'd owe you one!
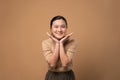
[61,34,70,40]
[67,33,73,37]
[46,32,51,37]
[66,33,73,39]
[64,33,72,39]
[46,32,54,39]
[46,32,57,41]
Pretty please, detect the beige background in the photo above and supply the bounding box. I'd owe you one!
[0,0,120,80]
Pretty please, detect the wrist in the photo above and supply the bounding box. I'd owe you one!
[60,42,64,45]
[56,42,60,45]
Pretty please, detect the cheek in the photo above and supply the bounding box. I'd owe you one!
[62,29,67,33]
[51,30,57,35]
[51,28,56,32]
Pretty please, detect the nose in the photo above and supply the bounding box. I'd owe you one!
[58,27,62,31]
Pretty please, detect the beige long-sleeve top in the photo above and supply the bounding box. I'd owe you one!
[42,38,76,72]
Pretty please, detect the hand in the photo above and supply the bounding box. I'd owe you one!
[60,33,73,44]
[46,32,59,44]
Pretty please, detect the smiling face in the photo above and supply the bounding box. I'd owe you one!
[51,19,67,40]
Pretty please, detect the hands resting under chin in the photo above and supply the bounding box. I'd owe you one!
[46,32,73,44]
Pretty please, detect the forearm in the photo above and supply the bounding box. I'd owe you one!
[47,43,59,68]
[60,43,70,67]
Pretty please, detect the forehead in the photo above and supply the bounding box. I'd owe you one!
[52,19,66,25]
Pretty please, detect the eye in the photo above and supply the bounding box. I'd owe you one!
[54,25,59,28]
[61,25,66,28]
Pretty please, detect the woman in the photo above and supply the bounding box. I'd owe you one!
[42,15,76,80]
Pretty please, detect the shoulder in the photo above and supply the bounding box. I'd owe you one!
[65,38,77,52]
[67,38,76,44]
[65,38,77,47]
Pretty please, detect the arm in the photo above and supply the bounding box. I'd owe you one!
[59,42,70,67]
[47,43,59,68]
[45,32,60,68]
[59,33,73,67]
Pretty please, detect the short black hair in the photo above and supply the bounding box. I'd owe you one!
[50,15,67,28]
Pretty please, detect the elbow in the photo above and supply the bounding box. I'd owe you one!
[62,62,69,68]
[62,64,68,68]
[47,61,56,68]
[49,64,56,68]
[62,59,71,68]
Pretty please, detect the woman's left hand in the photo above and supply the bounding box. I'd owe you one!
[60,33,73,44]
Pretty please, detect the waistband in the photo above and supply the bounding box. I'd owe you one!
[48,69,73,73]
[48,67,72,72]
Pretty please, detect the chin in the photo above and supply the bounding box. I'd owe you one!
[56,36,64,40]
[53,34,65,40]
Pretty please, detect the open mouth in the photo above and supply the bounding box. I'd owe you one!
[56,34,64,36]
[56,32,64,35]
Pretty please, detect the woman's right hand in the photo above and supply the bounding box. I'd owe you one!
[46,32,59,44]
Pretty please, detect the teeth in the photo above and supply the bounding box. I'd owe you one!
[58,34,61,35]
[55,32,63,35]
[56,33,62,34]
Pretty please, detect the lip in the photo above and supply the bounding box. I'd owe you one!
[55,33,64,37]
[56,34,64,36]
[54,32,61,34]
[57,34,63,35]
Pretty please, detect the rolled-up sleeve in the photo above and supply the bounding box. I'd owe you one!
[42,41,52,61]
[66,40,76,61]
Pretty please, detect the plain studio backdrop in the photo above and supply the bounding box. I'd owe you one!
[0,0,120,80]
